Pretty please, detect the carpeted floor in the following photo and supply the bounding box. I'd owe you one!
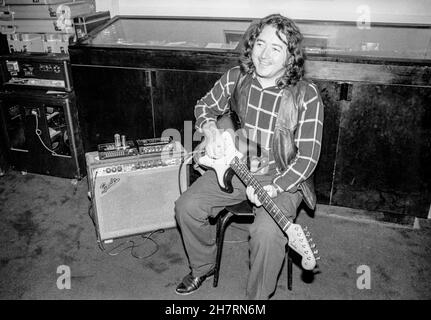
[0,170,430,300]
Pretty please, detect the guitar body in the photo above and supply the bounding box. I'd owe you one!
[195,112,263,193]
[198,129,244,192]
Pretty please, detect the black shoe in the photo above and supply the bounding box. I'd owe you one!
[175,269,215,295]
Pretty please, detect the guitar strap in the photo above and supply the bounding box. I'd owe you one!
[227,70,249,128]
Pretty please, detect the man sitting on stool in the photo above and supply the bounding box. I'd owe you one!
[175,13,324,300]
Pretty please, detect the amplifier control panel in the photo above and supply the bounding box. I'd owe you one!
[1,53,73,91]
[96,156,182,177]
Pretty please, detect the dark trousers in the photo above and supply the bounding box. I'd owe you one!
[174,169,303,299]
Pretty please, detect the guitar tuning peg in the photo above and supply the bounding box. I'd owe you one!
[308,238,313,242]
[303,226,308,231]
[310,243,316,248]
[305,232,310,237]
[313,250,319,255]
[315,256,321,261]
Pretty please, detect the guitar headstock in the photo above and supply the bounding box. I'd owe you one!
[286,224,320,271]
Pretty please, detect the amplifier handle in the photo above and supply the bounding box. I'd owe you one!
[0,25,16,34]
[0,7,12,21]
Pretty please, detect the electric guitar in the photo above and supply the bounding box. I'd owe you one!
[197,130,319,270]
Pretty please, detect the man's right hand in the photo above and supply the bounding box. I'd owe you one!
[201,121,225,159]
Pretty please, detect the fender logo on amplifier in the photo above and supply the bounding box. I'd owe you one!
[100,177,120,195]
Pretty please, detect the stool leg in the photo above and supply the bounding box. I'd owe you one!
[213,211,233,287]
[287,247,293,291]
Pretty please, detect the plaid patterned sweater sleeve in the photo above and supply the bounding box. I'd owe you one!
[272,83,324,192]
[194,67,241,130]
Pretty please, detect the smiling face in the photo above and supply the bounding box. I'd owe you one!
[251,25,289,87]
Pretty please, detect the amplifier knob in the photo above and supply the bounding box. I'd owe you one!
[112,167,116,172]
[118,166,122,172]
[106,168,111,173]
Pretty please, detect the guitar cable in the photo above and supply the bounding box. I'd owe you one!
[178,149,202,195]
[104,229,165,259]
[32,110,59,156]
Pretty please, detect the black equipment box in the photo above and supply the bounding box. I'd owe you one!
[74,11,110,40]
[0,89,85,179]
[0,53,73,91]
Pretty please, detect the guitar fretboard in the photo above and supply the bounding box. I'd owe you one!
[230,157,292,232]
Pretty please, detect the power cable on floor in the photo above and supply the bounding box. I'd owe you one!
[105,229,165,259]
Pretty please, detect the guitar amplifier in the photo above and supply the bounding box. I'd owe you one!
[85,151,188,242]
[0,53,73,91]
[0,89,85,179]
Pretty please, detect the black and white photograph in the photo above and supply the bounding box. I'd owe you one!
[0,0,430,312]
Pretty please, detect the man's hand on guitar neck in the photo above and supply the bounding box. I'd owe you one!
[246,184,279,207]
[201,121,225,159]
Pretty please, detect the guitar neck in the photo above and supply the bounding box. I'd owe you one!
[230,157,292,232]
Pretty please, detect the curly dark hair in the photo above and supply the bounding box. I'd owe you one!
[239,14,305,88]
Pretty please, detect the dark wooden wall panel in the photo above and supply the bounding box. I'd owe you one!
[332,84,431,216]
[71,65,154,151]
[152,70,222,146]
[312,80,342,204]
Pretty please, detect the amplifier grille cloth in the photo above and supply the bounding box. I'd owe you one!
[94,165,183,240]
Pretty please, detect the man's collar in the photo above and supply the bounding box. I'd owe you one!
[252,73,282,91]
